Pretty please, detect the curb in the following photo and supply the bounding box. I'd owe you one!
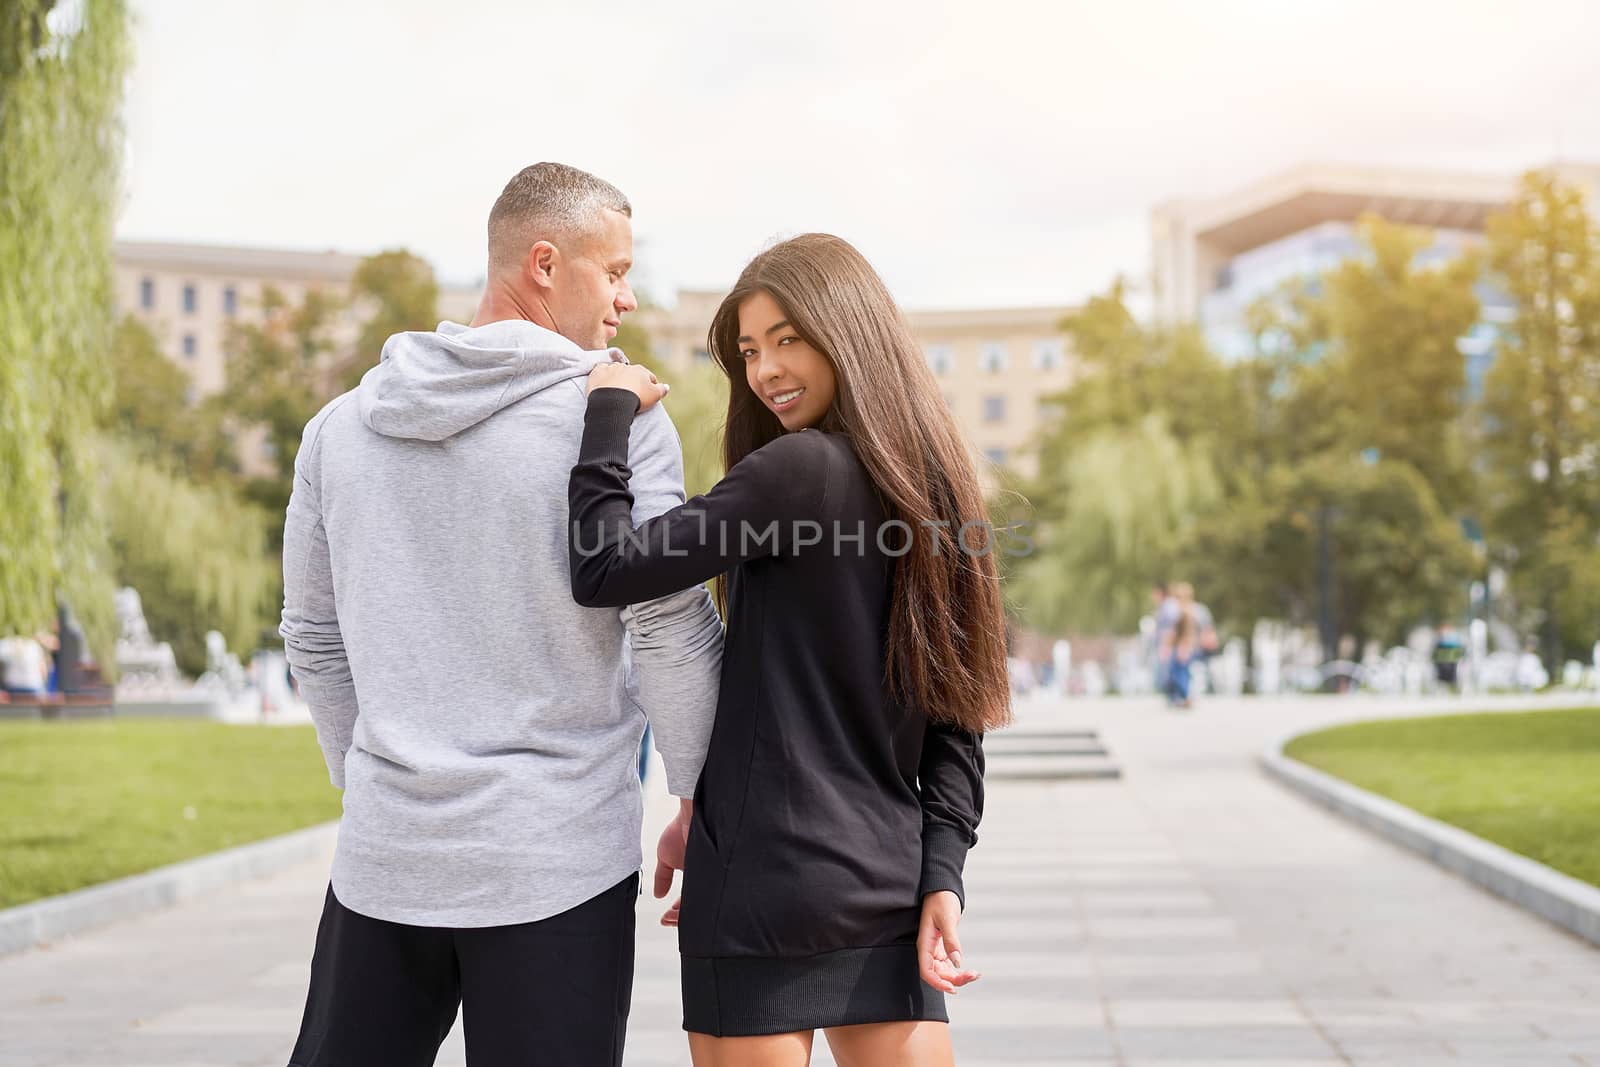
[0,820,338,958]
[1260,731,1600,949]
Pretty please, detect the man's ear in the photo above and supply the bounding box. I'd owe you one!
[524,240,559,290]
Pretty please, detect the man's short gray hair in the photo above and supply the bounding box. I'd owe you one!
[487,162,631,275]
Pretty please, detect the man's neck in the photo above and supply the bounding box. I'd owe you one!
[471,277,557,331]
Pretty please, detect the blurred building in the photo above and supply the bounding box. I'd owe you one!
[112,241,481,471]
[112,240,481,402]
[1150,162,1600,388]
[113,242,1074,484]
[637,292,1077,482]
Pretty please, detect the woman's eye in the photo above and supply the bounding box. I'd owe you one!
[740,348,757,360]
[778,336,796,346]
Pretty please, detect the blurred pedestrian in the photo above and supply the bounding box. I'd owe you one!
[1149,582,1177,692]
[54,604,85,695]
[1431,623,1465,692]
[1051,638,1072,697]
[1160,583,1205,709]
[1,634,49,697]
[1188,587,1219,661]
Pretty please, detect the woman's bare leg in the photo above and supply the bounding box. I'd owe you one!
[825,1020,954,1067]
[688,1030,814,1067]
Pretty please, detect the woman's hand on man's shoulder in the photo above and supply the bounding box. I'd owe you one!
[587,361,670,412]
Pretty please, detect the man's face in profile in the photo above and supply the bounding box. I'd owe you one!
[549,209,637,350]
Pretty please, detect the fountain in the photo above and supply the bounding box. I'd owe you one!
[112,587,264,720]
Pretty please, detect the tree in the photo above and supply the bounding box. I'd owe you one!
[1009,415,1220,634]
[1014,239,1482,651]
[0,0,130,665]
[1041,279,1232,451]
[101,448,279,677]
[1008,282,1236,636]
[334,250,440,393]
[104,314,278,672]
[1479,172,1600,668]
[219,285,344,522]
[1254,216,1482,513]
[109,315,235,481]
[1190,456,1476,655]
[1192,216,1485,648]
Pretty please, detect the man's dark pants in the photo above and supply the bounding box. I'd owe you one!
[288,873,638,1067]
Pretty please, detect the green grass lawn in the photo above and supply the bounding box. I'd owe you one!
[0,720,341,909]
[1285,708,1600,889]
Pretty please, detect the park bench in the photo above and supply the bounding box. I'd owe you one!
[0,690,114,720]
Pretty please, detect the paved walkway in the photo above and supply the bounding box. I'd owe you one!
[1,694,1597,1066]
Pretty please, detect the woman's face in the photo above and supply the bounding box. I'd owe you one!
[737,289,837,432]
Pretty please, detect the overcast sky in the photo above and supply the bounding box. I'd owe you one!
[116,0,1600,310]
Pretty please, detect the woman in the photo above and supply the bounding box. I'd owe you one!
[1161,582,1199,708]
[567,234,1010,1066]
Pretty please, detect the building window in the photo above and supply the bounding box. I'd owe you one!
[925,344,954,375]
[183,284,197,314]
[979,342,1008,373]
[692,347,711,363]
[182,334,197,358]
[140,277,155,310]
[1033,338,1065,371]
[983,447,1007,466]
[223,286,238,317]
[983,395,1006,423]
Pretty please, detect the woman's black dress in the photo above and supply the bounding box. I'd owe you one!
[569,389,985,1037]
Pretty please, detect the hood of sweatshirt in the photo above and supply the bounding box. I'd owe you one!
[357,319,625,442]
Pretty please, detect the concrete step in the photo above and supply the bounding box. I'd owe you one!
[985,754,1123,781]
[985,741,1110,757]
[994,728,1100,741]
[985,727,1121,779]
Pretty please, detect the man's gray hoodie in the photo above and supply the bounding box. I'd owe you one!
[280,318,722,927]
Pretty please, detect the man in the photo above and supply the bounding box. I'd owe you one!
[280,163,721,1066]
[1183,585,1219,660]
[1149,581,1176,693]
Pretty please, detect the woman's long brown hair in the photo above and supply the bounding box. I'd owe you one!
[707,234,1010,734]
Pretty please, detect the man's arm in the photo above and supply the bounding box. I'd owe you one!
[280,413,360,788]
[617,402,722,797]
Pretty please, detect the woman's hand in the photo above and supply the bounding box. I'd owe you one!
[587,361,669,412]
[917,890,981,994]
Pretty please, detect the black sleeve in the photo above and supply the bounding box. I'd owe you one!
[568,387,833,608]
[917,718,985,909]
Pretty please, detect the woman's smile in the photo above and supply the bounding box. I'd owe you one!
[768,386,806,413]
